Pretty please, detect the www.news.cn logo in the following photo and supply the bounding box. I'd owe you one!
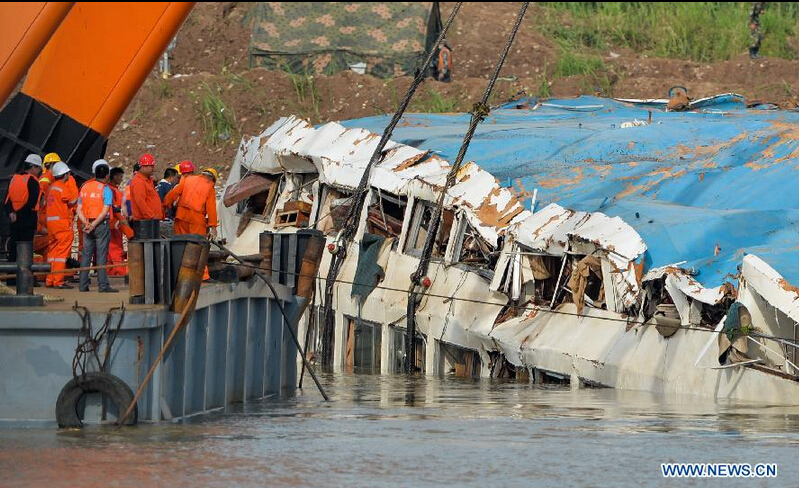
[661,463,777,478]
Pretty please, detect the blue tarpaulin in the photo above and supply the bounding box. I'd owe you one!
[341,95,799,288]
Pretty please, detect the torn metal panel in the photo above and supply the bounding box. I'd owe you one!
[741,254,799,323]
[511,203,585,255]
[643,265,728,305]
[239,115,527,246]
[222,173,276,208]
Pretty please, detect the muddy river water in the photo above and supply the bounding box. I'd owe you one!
[2,373,798,487]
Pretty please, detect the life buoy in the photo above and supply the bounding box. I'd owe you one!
[55,372,138,428]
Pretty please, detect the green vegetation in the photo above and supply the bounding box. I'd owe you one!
[412,89,459,113]
[193,82,237,146]
[539,2,799,62]
[287,72,321,118]
[157,79,173,99]
[222,65,254,90]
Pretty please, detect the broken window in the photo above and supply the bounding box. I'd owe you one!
[566,255,605,315]
[404,200,452,258]
[440,342,481,378]
[391,326,425,373]
[345,317,381,374]
[222,172,280,236]
[315,185,353,235]
[367,189,407,239]
[274,173,317,228]
[450,216,492,267]
[527,254,565,305]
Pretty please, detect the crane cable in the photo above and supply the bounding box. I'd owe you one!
[405,2,530,372]
[320,3,464,366]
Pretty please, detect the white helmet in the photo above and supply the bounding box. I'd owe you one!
[52,162,71,178]
[25,154,43,167]
[92,159,110,173]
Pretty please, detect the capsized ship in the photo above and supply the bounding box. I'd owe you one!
[219,94,799,404]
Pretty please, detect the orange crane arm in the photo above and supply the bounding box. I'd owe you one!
[0,2,74,109]
[22,2,195,137]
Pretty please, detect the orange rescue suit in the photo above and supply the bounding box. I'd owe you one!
[107,185,128,276]
[163,174,217,236]
[39,168,53,194]
[45,179,76,287]
[129,171,163,220]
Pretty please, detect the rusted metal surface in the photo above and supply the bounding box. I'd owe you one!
[233,116,528,246]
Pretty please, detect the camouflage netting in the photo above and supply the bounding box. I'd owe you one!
[249,2,441,78]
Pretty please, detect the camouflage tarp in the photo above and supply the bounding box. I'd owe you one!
[249,2,441,78]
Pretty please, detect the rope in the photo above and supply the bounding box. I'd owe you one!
[71,303,125,381]
[321,2,463,366]
[405,2,529,372]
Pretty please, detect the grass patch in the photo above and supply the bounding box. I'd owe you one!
[287,71,321,118]
[193,82,236,146]
[222,65,253,90]
[539,2,798,62]
[157,79,173,99]
[538,61,553,98]
[412,89,458,113]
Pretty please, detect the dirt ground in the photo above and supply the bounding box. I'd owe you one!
[108,2,799,179]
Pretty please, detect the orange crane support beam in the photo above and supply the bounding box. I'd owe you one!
[22,1,195,137]
[0,2,74,108]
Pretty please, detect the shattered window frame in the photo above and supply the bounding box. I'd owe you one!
[366,188,407,240]
[450,214,492,267]
[403,199,452,259]
[390,325,426,373]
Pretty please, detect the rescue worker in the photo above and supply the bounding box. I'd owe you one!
[156,167,180,202]
[77,164,117,293]
[45,162,77,288]
[177,160,195,180]
[129,154,163,222]
[107,167,131,276]
[123,163,139,219]
[164,167,218,281]
[78,159,110,257]
[38,152,61,194]
[4,154,43,264]
[163,167,218,238]
[35,152,65,260]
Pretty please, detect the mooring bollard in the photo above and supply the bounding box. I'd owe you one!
[0,241,50,306]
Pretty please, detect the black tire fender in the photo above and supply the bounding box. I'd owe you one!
[55,372,138,428]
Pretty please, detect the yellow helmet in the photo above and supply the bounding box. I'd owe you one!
[43,152,61,166]
[201,167,218,182]
[173,163,181,172]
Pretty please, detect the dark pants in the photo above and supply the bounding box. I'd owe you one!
[80,220,111,291]
[8,217,36,263]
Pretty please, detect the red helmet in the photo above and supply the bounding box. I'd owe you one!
[178,160,195,174]
[139,153,155,167]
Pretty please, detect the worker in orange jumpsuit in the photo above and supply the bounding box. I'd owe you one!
[164,167,219,280]
[164,167,218,237]
[38,152,61,194]
[128,153,163,223]
[107,167,131,276]
[44,162,77,288]
[177,160,195,181]
[33,153,62,261]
